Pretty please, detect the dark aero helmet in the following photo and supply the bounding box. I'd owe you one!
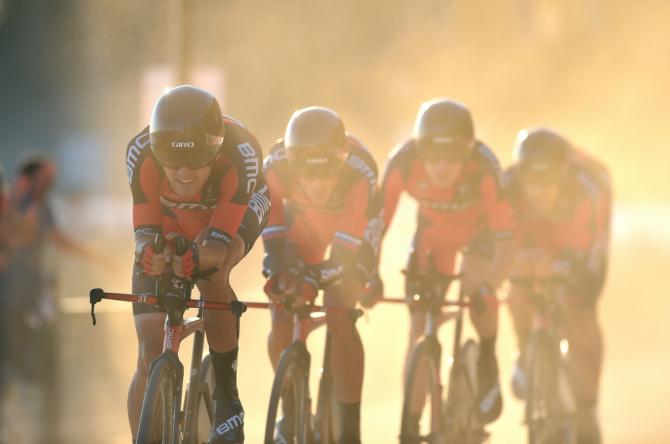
[514,127,572,181]
[149,85,225,169]
[284,106,348,178]
[413,98,475,161]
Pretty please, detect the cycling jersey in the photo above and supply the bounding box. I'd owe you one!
[127,116,270,316]
[379,139,514,273]
[262,135,378,283]
[127,115,270,250]
[505,149,612,296]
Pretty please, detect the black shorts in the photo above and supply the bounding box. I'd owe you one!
[133,185,270,316]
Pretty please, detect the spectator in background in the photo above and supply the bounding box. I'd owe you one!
[2,154,110,443]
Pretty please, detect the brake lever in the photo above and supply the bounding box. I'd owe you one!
[89,288,105,326]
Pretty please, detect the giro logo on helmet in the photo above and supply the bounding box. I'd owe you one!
[171,141,195,148]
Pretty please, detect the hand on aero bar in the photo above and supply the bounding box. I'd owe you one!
[139,239,167,276]
[264,258,318,306]
[166,233,198,279]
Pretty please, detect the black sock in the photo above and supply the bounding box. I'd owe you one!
[480,336,497,362]
[339,401,361,443]
[211,347,239,400]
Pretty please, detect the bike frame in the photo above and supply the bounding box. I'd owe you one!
[512,276,578,439]
[89,276,248,443]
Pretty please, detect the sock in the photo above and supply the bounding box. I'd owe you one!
[480,336,497,362]
[339,401,361,443]
[211,347,239,400]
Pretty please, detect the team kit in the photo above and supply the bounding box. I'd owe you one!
[119,85,611,444]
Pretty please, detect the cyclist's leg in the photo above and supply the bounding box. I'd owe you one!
[196,234,246,443]
[268,305,293,369]
[198,187,269,443]
[324,276,364,444]
[507,285,534,398]
[460,231,503,423]
[128,266,166,439]
[564,299,603,443]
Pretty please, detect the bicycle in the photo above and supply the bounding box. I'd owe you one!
[263,299,363,444]
[89,237,248,444]
[393,272,488,444]
[511,276,577,444]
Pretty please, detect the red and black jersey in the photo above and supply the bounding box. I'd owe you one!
[380,139,515,247]
[505,149,612,275]
[262,135,378,274]
[126,115,266,241]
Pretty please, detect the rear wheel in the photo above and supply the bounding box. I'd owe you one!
[265,344,309,444]
[526,333,576,444]
[400,337,444,444]
[137,357,179,444]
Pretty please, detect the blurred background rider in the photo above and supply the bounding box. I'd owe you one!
[505,127,612,443]
[262,107,378,444]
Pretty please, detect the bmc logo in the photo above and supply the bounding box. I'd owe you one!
[215,412,244,435]
[171,141,195,148]
[347,155,376,188]
[160,196,217,211]
[237,143,259,194]
[126,133,151,183]
[249,185,271,224]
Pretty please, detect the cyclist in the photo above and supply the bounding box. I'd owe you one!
[505,127,611,443]
[126,85,270,444]
[262,106,378,444]
[374,98,516,428]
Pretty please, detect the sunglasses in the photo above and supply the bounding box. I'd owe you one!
[519,160,567,182]
[416,139,471,163]
[293,161,343,180]
[153,145,220,170]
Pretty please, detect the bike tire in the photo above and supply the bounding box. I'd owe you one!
[526,333,576,444]
[400,336,443,444]
[264,345,309,444]
[183,354,214,444]
[137,357,180,444]
[315,333,340,444]
[443,339,486,444]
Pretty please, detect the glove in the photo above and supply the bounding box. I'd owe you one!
[264,271,297,301]
[361,273,384,308]
[171,237,198,279]
[295,268,319,306]
[139,243,165,276]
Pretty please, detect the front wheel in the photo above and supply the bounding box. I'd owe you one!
[444,339,486,444]
[526,333,577,444]
[264,344,310,444]
[400,336,443,444]
[314,333,340,444]
[137,357,180,444]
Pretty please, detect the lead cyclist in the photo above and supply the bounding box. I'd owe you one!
[125,85,270,444]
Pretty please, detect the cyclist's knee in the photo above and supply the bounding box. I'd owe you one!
[197,231,245,272]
